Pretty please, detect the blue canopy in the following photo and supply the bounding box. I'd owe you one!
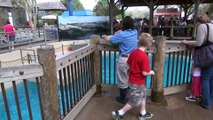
[61,10,93,16]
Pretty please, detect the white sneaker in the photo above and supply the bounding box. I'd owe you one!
[185,96,196,102]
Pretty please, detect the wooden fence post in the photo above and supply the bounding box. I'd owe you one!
[90,35,102,96]
[37,46,60,120]
[151,36,166,103]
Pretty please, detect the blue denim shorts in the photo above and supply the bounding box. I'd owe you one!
[128,83,147,107]
[9,36,15,41]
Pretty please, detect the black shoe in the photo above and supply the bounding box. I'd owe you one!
[200,103,211,109]
[112,111,123,120]
[138,112,154,120]
[116,97,128,104]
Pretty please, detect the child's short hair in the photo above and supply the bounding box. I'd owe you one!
[138,33,153,47]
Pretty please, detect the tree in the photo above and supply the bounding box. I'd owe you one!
[125,8,149,18]
[93,0,121,16]
[61,0,84,10]
[11,0,37,28]
[206,3,213,15]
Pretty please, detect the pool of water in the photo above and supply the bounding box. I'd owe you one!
[0,80,41,120]
[101,54,192,88]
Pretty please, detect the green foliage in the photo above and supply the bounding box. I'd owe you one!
[125,8,149,18]
[93,0,121,16]
[206,3,213,15]
[61,0,84,10]
[37,19,44,27]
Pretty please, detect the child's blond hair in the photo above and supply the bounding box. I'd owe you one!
[138,33,153,47]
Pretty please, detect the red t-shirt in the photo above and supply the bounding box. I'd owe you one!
[3,24,15,37]
[127,49,150,85]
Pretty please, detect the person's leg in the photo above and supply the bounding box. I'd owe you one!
[201,67,213,109]
[140,99,146,115]
[112,103,132,120]
[138,99,153,120]
[116,57,129,104]
[9,36,15,49]
[192,76,202,96]
[210,71,213,104]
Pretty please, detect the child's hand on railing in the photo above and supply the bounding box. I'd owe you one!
[149,70,155,75]
[102,35,109,41]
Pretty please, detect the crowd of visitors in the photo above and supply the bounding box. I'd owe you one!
[113,16,205,37]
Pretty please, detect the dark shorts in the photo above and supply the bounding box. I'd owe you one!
[9,36,15,41]
[128,83,147,107]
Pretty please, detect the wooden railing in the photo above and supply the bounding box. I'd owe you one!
[0,36,194,120]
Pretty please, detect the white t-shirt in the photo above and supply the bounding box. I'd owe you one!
[193,67,201,77]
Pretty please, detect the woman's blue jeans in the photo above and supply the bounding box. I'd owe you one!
[201,66,213,108]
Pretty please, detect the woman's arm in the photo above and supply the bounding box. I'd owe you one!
[181,40,197,47]
[182,24,206,47]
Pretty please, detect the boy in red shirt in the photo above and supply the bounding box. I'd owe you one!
[112,33,155,120]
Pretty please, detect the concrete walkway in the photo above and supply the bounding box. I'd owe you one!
[75,86,213,120]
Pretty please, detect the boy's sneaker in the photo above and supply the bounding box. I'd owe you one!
[185,96,196,102]
[112,111,123,120]
[138,112,154,120]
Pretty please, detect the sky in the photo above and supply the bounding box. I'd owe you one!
[36,0,97,10]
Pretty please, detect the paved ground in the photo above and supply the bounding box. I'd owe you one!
[0,40,89,68]
[75,86,213,120]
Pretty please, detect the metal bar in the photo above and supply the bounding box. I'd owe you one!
[104,51,106,84]
[62,44,64,55]
[63,67,70,112]
[109,51,111,84]
[78,58,84,97]
[183,50,188,83]
[20,49,24,65]
[33,50,36,62]
[90,53,94,86]
[171,52,175,86]
[67,65,73,109]
[166,53,171,87]
[23,79,33,120]
[74,62,80,102]
[71,64,76,106]
[12,81,22,120]
[36,77,44,120]
[59,70,66,116]
[100,51,103,85]
[86,55,90,89]
[175,52,180,85]
[186,50,192,83]
[44,29,47,44]
[150,53,154,88]
[80,58,85,95]
[179,51,184,84]
[83,57,88,92]
[1,83,11,120]
[77,60,82,98]
[113,51,116,85]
